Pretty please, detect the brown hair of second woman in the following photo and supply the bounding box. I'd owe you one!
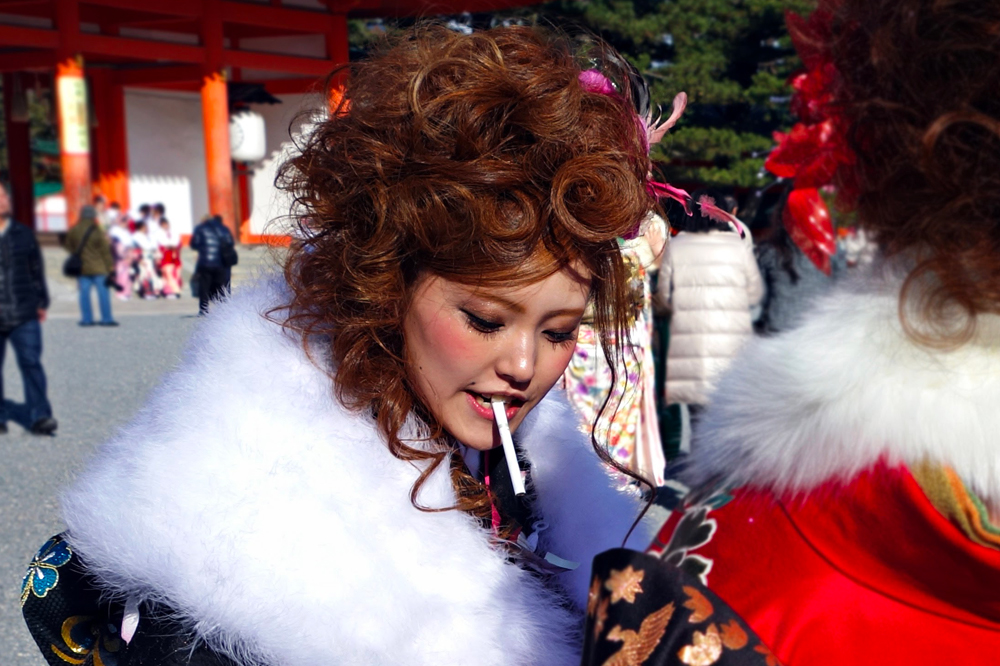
[825,0,1000,345]
[276,25,655,522]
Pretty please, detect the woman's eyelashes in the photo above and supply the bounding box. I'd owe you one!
[544,328,578,345]
[462,309,502,335]
[462,308,578,346]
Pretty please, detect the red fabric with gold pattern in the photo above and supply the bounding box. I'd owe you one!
[649,463,1000,665]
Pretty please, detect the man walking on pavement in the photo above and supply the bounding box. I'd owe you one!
[190,214,236,315]
[0,183,58,435]
[63,204,118,327]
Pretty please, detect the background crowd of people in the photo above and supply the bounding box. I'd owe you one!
[97,198,185,301]
[562,181,875,480]
[61,196,238,325]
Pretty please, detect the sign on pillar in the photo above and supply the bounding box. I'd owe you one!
[56,56,92,227]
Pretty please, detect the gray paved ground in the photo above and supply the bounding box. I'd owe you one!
[2,245,282,663]
[1,316,197,663]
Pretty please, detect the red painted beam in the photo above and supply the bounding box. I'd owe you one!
[80,5,181,28]
[221,1,334,32]
[131,80,201,92]
[112,65,203,86]
[112,18,200,31]
[349,0,537,17]
[0,24,59,49]
[79,34,206,63]
[80,0,202,17]
[224,49,335,76]
[259,77,324,95]
[225,23,307,40]
[0,49,56,72]
[0,0,49,8]
[55,0,81,57]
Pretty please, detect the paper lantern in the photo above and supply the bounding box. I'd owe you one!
[229,110,266,162]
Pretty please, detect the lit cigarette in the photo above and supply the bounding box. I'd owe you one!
[491,396,525,496]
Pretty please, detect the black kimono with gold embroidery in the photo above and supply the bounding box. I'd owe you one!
[581,549,781,666]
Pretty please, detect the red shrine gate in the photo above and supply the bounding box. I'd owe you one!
[0,0,532,240]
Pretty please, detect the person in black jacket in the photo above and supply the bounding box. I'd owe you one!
[189,215,236,315]
[0,183,57,435]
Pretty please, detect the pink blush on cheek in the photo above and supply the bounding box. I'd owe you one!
[549,346,577,375]
[425,312,479,361]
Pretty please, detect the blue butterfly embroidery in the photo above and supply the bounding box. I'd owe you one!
[21,536,73,607]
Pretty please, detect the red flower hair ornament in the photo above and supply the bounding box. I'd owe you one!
[764,2,856,275]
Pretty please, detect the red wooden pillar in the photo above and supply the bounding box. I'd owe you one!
[55,0,91,228]
[326,12,350,115]
[90,69,130,211]
[56,57,91,228]
[200,0,236,238]
[3,73,35,228]
[201,73,234,238]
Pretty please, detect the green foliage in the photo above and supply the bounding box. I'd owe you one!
[0,80,61,188]
[348,19,389,53]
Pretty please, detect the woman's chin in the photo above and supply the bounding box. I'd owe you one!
[452,427,499,452]
[440,401,531,451]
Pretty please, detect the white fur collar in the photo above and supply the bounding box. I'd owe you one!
[61,277,648,666]
[684,260,1000,503]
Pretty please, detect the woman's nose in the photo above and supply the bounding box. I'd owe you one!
[495,333,535,387]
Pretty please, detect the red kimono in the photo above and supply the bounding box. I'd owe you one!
[651,462,1000,665]
[647,266,1000,665]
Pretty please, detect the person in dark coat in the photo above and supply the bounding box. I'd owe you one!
[754,221,841,334]
[0,183,57,435]
[63,205,117,327]
[189,214,235,315]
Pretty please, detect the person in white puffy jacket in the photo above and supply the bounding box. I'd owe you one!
[657,210,763,407]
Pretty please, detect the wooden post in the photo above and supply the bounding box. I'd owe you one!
[108,82,129,210]
[236,165,251,243]
[200,0,236,238]
[2,73,35,228]
[56,56,91,228]
[201,72,234,238]
[90,68,130,210]
[326,12,349,115]
[55,0,91,227]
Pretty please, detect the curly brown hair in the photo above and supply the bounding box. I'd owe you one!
[825,0,1000,345]
[276,25,655,523]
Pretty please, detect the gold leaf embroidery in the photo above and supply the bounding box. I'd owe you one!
[678,623,723,666]
[605,566,645,604]
[720,619,748,650]
[594,597,610,640]
[683,585,714,623]
[588,576,602,616]
[601,602,675,666]
[754,643,781,666]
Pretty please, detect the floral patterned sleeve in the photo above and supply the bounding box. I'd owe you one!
[21,534,237,666]
[582,548,781,666]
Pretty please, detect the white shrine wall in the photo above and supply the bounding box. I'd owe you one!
[123,87,320,241]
